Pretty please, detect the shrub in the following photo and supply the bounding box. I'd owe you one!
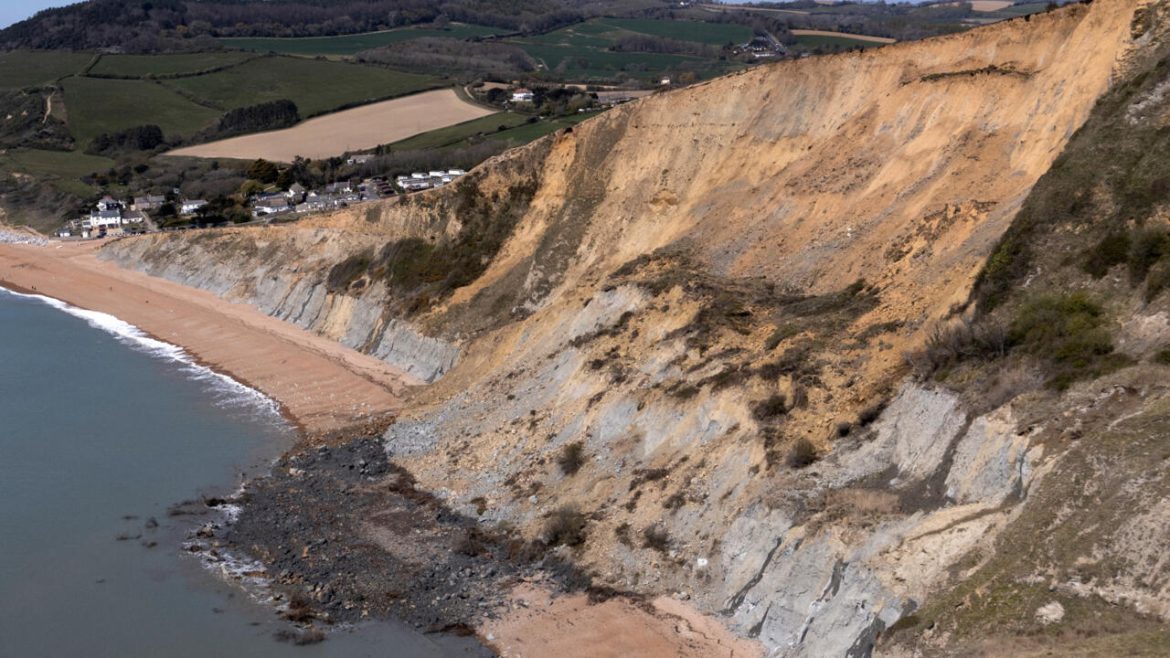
[1127,226,1170,284]
[752,394,788,422]
[544,505,587,547]
[614,522,633,547]
[764,323,799,350]
[1081,231,1130,278]
[1011,292,1119,389]
[641,524,671,553]
[325,249,372,293]
[911,317,1009,376]
[1145,260,1170,303]
[557,441,586,476]
[786,438,819,469]
[857,399,887,426]
[836,421,852,437]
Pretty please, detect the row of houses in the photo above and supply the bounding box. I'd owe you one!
[249,180,374,219]
[395,169,466,192]
[58,196,147,238]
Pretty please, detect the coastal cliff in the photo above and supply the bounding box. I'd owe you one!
[102,1,1170,654]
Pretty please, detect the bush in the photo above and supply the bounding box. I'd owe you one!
[1081,231,1130,278]
[1011,292,1119,389]
[857,399,887,426]
[1127,226,1170,284]
[544,505,587,547]
[557,441,586,476]
[786,437,819,469]
[752,394,788,422]
[1145,261,1170,303]
[641,524,670,553]
[911,317,1009,376]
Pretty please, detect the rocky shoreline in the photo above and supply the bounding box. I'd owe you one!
[199,433,605,653]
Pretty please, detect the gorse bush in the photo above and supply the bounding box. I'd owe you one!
[1010,292,1121,389]
[544,505,587,547]
[752,394,788,422]
[557,441,586,476]
[786,437,819,469]
[911,317,1009,376]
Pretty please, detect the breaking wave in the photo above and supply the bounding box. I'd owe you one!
[0,287,287,425]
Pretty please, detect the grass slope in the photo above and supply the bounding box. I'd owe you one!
[507,18,743,81]
[88,52,255,77]
[165,56,440,117]
[597,18,751,45]
[0,148,113,196]
[218,23,501,57]
[0,51,92,89]
[61,76,220,144]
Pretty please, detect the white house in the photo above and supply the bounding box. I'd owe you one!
[96,195,122,212]
[252,195,291,217]
[180,199,208,215]
[511,88,534,103]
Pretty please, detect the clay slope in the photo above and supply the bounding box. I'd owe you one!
[101,1,1168,654]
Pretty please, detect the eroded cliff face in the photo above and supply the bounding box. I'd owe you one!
[101,1,1170,654]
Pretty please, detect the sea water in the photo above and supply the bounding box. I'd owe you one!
[0,289,475,657]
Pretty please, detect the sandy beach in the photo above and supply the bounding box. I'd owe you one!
[0,238,416,434]
[0,235,760,658]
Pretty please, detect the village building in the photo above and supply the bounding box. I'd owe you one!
[180,199,208,215]
[511,88,534,103]
[252,194,291,217]
[132,194,166,211]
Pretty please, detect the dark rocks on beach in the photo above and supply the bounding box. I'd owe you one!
[223,437,531,633]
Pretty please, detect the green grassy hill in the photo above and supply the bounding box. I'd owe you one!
[0,51,92,88]
[218,23,503,57]
[163,56,439,118]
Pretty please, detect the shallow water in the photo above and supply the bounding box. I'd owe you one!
[0,289,475,657]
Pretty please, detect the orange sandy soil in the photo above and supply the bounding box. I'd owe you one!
[483,585,762,658]
[0,239,417,433]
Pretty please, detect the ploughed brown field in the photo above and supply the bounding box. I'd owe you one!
[165,89,495,162]
[789,29,897,44]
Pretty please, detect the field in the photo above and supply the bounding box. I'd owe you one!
[60,76,222,145]
[596,18,751,45]
[165,89,496,162]
[217,23,502,57]
[506,18,747,82]
[88,52,256,77]
[387,110,592,154]
[0,148,113,196]
[969,0,1014,11]
[0,51,92,89]
[164,56,440,116]
[789,30,896,45]
[387,112,531,151]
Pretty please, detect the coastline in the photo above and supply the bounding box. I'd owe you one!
[0,236,762,658]
[0,239,416,435]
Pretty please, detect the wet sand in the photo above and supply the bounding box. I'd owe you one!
[0,239,417,433]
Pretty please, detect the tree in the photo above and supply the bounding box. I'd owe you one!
[246,159,278,184]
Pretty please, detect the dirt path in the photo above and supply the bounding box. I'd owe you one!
[164,89,497,162]
[0,239,418,433]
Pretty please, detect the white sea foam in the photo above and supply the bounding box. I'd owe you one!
[0,287,287,425]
